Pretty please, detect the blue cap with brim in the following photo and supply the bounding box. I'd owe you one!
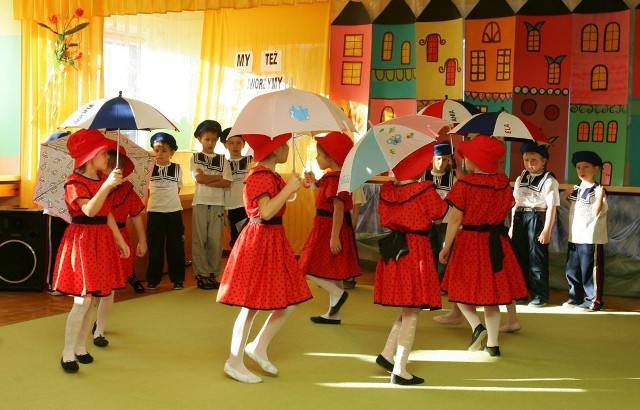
[150,132,178,151]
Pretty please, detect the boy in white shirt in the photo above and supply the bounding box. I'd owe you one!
[191,120,232,290]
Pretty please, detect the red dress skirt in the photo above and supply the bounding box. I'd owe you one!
[374,181,448,309]
[111,181,145,283]
[217,166,312,310]
[298,171,360,280]
[52,173,127,297]
[441,173,528,306]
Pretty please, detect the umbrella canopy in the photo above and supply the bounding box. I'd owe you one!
[59,91,178,131]
[228,87,356,138]
[449,111,550,143]
[33,132,153,223]
[418,98,480,124]
[338,115,450,193]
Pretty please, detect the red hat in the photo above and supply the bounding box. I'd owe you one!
[315,132,353,166]
[244,133,291,162]
[392,143,434,180]
[457,134,505,173]
[67,129,117,169]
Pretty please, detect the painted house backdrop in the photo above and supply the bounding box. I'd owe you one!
[330,0,640,186]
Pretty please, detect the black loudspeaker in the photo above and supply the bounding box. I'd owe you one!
[0,209,46,291]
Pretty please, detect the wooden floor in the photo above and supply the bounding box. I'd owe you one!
[1,265,639,327]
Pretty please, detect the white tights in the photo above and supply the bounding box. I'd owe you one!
[94,293,115,337]
[306,275,344,318]
[381,308,420,378]
[62,295,93,362]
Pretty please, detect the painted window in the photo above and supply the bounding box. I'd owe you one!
[577,122,590,141]
[470,50,486,81]
[604,23,620,52]
[496,49,511,80]
[607,121,618,142]
[445,59,457,86]
[401,41,411,65]
[527,28,540,51]
[548,62,560,84]
[593,121,604,142]
[382,32,393,61]
[381,106,394,123]
[591,65,608,90]
[482,22,501,43]
[343,34,363,57]
[581,24,598,52]
[426,34,440,62]
[341,62,362,85]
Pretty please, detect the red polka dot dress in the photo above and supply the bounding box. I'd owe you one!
[298,171,360,280]
[52,173,127,297]
[110,181,145,285]
[374,181,448,309]
[217,166,312,310]
[441,173,528,306]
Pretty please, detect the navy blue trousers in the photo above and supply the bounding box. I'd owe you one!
[565,242,604,310]
[511,211,549,302]
[146,211,186,285]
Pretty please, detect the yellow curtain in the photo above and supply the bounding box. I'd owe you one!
[197,3,331,252]
[14,0,329,19]
[19,14,104,208]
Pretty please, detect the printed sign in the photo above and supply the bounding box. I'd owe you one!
[235,51,253,72]
[260,49,282,72]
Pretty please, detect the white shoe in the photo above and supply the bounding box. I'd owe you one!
[223,361,262,384]
[245,343,279,375]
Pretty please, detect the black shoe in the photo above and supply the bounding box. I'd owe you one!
[128,275,145,293]
[484,346,501,357]
[173,282,183,290]
[391,373,424,385]
[329,291,349,317]
[75,353,94,364]
[375,354,394,373]
[196,275,217,290]
[468,324,487,351]
[343,277,356,289]
[147,282,159,290]
[310,316,341,325]
[93,335,109,347]
[61,358,79,373]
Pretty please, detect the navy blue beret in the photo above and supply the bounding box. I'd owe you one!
[571,150,602,167]
[194,120,222,138]
[150,132,178,151]
[220,127,244,144]
[520,141,549,159]
[433,142,453,156]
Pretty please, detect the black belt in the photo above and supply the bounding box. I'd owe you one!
[72,216,108,225]
[315,209,353,228]
[462,224,508,273]
[378,228,430,263]
[249,217,283,225]
[515,207,546,213]
[116,222,127,228]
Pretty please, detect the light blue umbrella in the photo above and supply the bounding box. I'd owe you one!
[338,115,450,193]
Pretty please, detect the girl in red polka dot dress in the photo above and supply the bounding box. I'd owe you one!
[217,133,312,384]
[439,135,528,357]
[299,132,360,325]
[373,148,448,386]
[52,129,130,373]
[92,149,147,348]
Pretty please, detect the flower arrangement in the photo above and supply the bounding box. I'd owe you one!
[37,8,89,70]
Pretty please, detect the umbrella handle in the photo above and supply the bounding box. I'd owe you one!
[287,193,297,202]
